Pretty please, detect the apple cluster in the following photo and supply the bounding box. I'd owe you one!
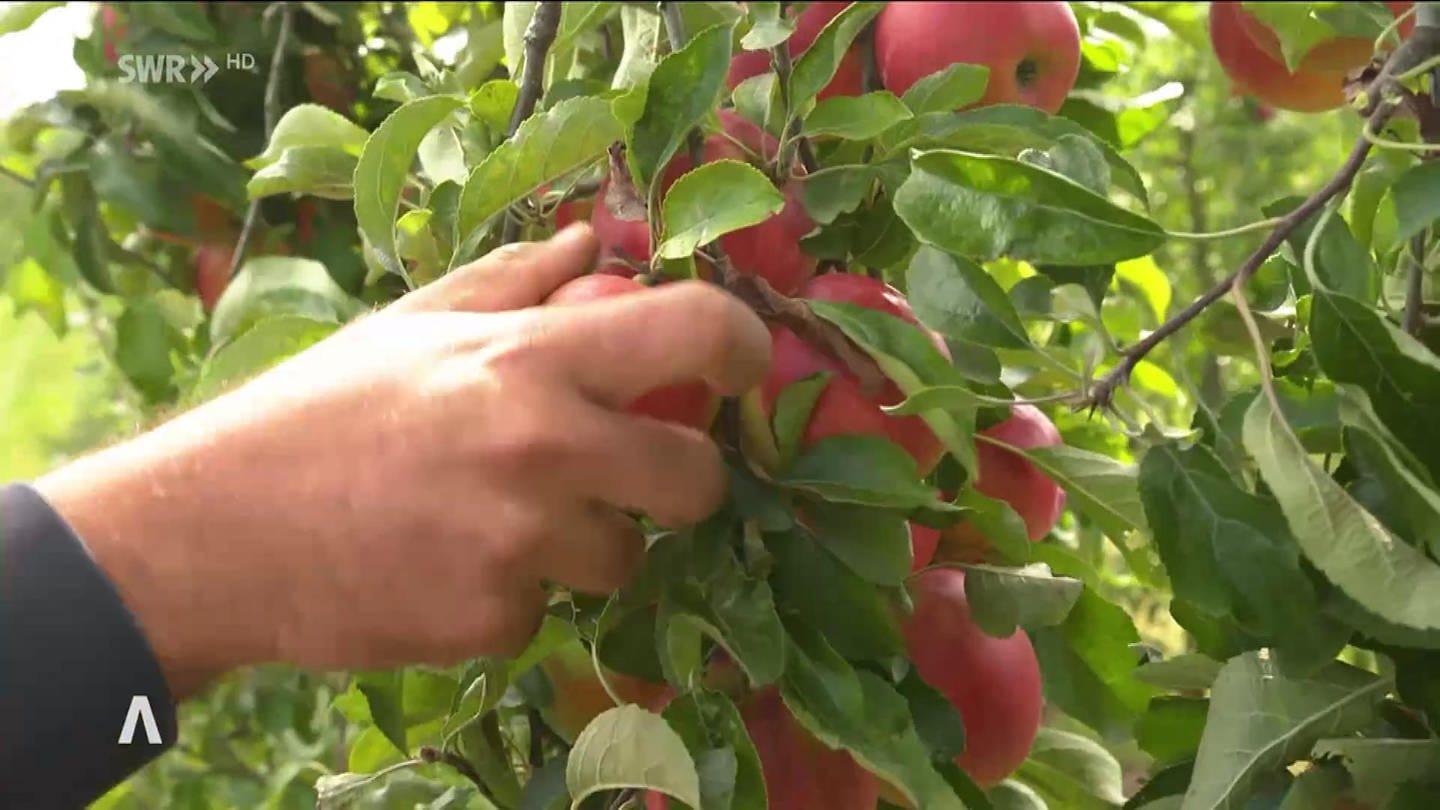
[538,2,1083,804]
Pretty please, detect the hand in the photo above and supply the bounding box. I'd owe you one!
[35,224,771,699]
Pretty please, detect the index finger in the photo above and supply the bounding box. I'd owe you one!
[537,281,772,409]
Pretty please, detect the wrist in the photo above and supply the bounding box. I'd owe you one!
[34,411,286,699]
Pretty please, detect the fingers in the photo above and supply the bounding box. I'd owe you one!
[541,502,648,596]
[390,223,599,315]
[558,407,730,529]
[538,281,772,408]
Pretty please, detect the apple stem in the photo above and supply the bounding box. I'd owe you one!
[0,164,34,189]
[500,2,564,245]
[1080,53,1417,412]
[225,2,295,287]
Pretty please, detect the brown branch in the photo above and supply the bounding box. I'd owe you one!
[1405,230,1428,335]
[771,44,818,177]
[228,2,295,282]
[0,164,35,189]
[1080,71,1409,411]
[501,1,564,244]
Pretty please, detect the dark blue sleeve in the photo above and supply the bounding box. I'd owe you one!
[0,483,178,809]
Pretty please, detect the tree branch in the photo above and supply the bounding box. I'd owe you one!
[501,1,564,244]
[1081,83,1406,410]
[0,164,35,189]
[1405,230,1428,335]
[227,2,295,280]
[771,43,818,176]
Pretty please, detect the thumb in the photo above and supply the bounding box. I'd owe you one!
[388,223,599,315]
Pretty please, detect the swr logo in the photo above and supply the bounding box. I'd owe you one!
[117,53,221,84]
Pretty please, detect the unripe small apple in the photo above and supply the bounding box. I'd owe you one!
[544,274,720,430]
[875,1,1081,114]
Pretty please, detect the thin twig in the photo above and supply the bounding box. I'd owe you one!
[527,708,546,768]
[227,2,295,281]
[0,164,35,188]
[500,1,564,244]
[771,44,818,176]
[1081,93,1404,410]
[1405,229,1428,335]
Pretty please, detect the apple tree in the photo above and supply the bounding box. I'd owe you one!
[5,2,1440,809]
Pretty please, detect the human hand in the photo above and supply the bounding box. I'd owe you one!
[35,223,771,698]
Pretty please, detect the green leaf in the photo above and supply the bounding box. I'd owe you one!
[374,72,429,104]
[1243,392,1440,631]
[1341,417,1440,559]
[767,527,905,661]
[804,92,912,140]
[627,21,736,192]
[1137,697,1209,766]
[787,2,883,108]
[806,500,913,587]
[894,666,967,763]
[115,297,182,402]
[658,160,785,259]
[895,149,1165,266]
[0,2,60,35]
[1241,2,1392,73]
[877,104,1148,203]
[900,63,991,115]
[1016,728,1126,810]
[771,372,832,468]
[740,1,794,50]
[1181,653,1389,810]
[950,488,1033,563]
[907,245,1032,349]
[1310,289,1440,480]
[354,96,465,277]
[779,627,969,810]
[208,256,356,348]
[1005,442,1147,541]
[59,174,114,294]
[614,6,663,90]
[1263,197,1374,301]
[453,96,623,262]
[1029,560,1152,740]
[355,671,408,755]
[800,166,876,225]
[1134,654,1224,693]
[188,316,338,404]
[247,104,370,168]
[1309,738,1440,807]
[663,690,767,810]
[989,781,1048,810]
[247,146,357,200]
[781,434,954,513]
[808,299,981,475]
[1139,442,1349,675]
[962,563,1083,637]
[1388,159,1440,247]
[468,80,521,133]
[653,524,787,688]
[565,705,702,809]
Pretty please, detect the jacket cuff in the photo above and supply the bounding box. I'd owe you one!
[1,482,178,808]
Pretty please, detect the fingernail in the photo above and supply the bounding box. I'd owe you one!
[551,221,593,246]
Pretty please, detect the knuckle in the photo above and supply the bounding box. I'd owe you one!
[488,505,552,570]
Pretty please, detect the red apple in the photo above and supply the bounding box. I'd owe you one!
[99,4,125,65]
[1208,2,1353,113]
[591,110,816,293]
[193,243,235,313]
[904,567,1043,788]
[1237,1,1412,73]
[874,2,1081,114]
[539,641,672,743]
[303,51,354,113]
[759,273,949,477]
[728,1,865,102]
[941,404,1065,562]
[646,687,877,810]
[545,274,720,430]
[909,522,940,572]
